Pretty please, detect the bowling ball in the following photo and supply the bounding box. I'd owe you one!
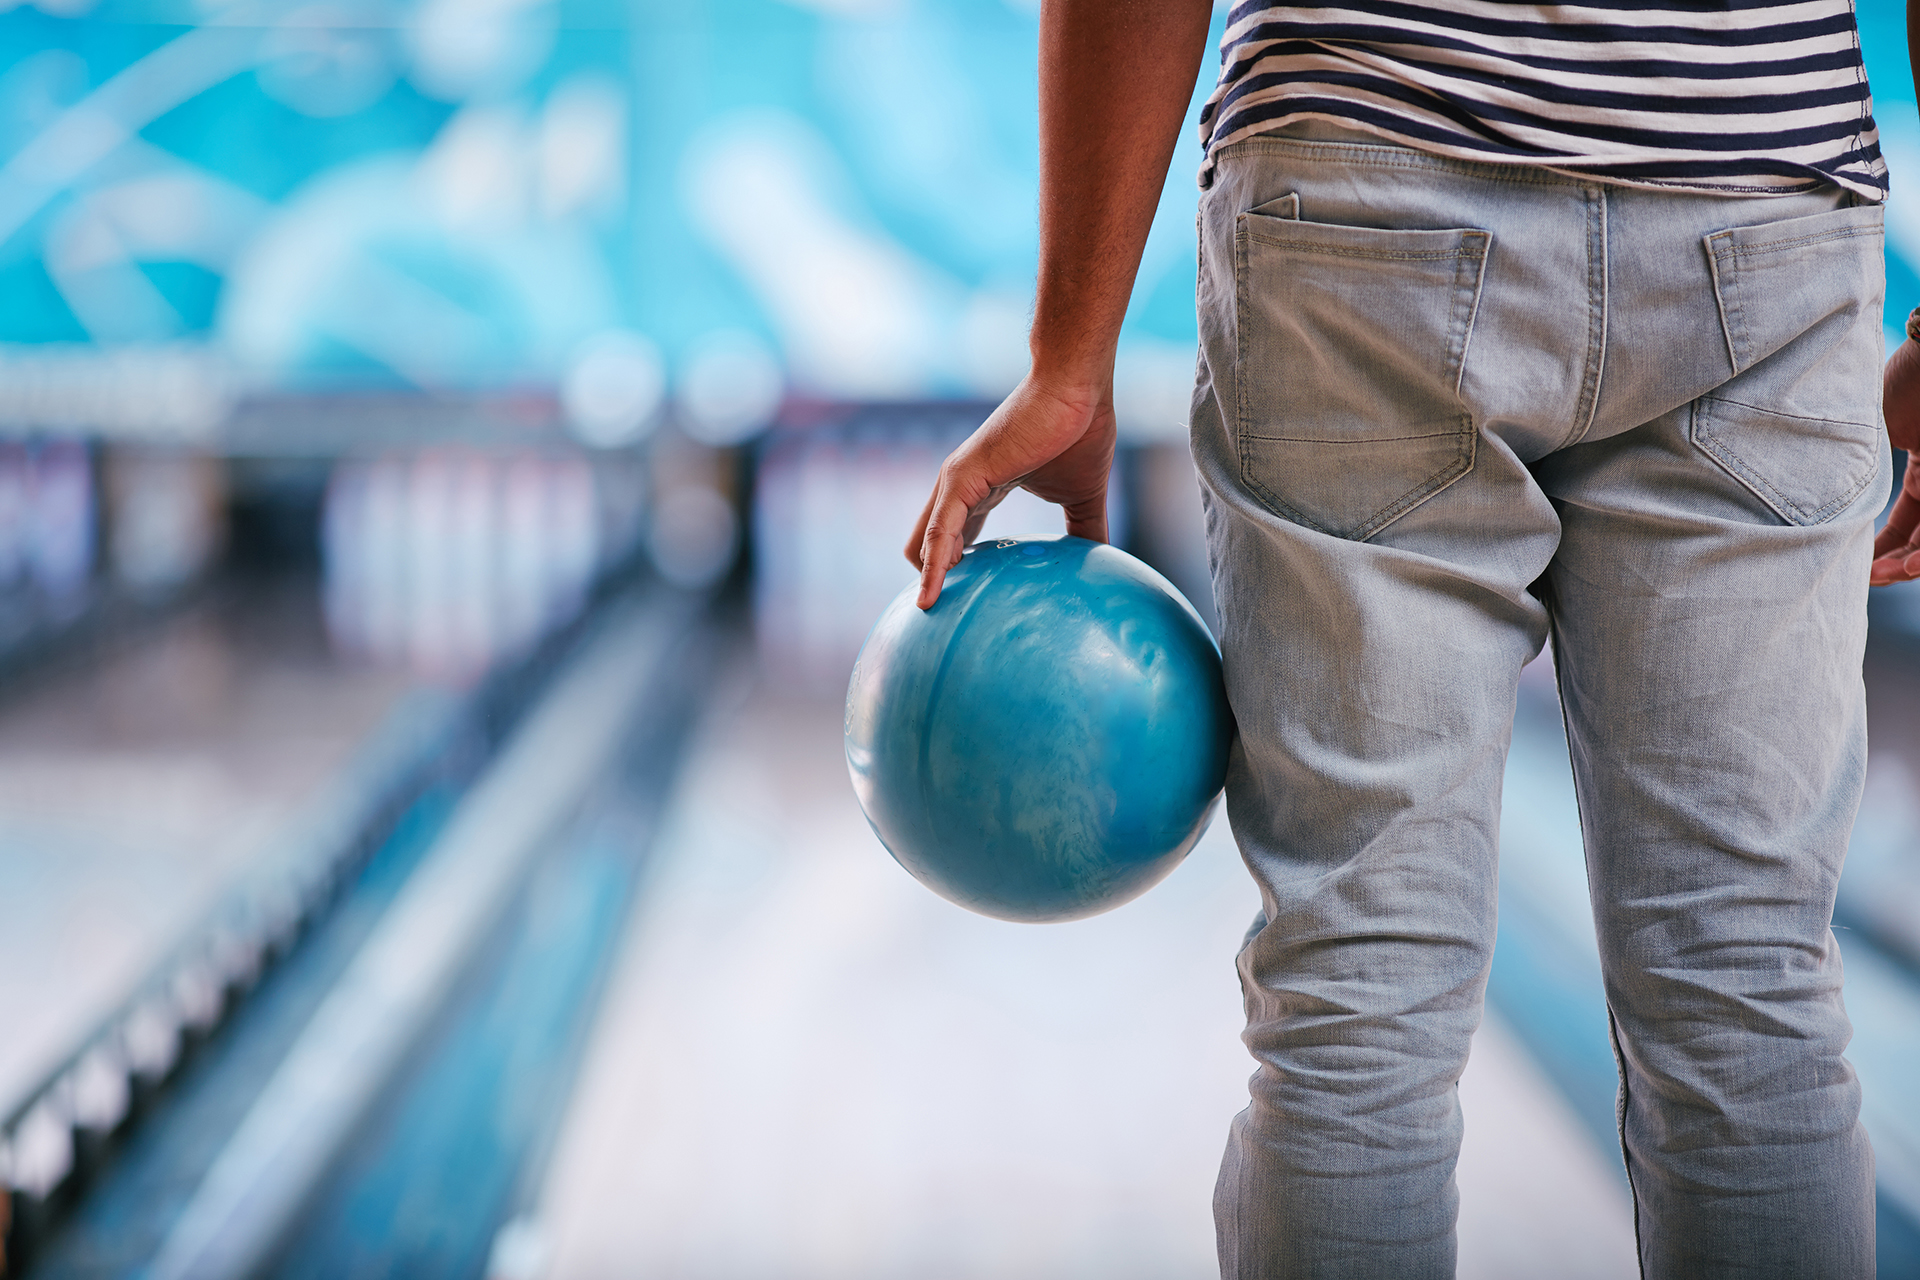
[845,536,1232,923]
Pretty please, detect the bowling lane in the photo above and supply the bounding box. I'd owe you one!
[519,661,1636,1280]
[0,577,417,1117]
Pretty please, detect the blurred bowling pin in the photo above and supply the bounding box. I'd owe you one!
[29,439,95,607]
[0,443,27,591]
[321,446,608,681]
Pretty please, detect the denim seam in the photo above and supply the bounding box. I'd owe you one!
[1232,218,1259,523]
[1547,620,1646,1278]
[1606,1009,1649,1280]
[1703,232,1747,373]
[1214,136,1589,189]
[1449,232,1491,394]
[1691,398,1880,526]
[1563,185,1608,448]
[1210,135,1858,200]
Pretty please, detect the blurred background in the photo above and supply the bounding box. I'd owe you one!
[1,1,1919,1277]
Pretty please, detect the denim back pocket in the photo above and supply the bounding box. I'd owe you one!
[1233,197,1490,541]
[1697,205,1884,527]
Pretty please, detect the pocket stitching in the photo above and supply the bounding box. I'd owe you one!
[1239,419,1477,542]
[1239,233,1486,264]
[1231,213,1488,541]
[1705,213,1884,374]
[1233,218,1252,510]
[1706,394,1875,431]
[1692,397,1880,526]
[1241,428,1467,443]
[1715,225,1882,259]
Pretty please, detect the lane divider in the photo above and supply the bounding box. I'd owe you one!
[147,592,697,1280]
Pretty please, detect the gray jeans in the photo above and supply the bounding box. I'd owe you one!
[1193,123,1889,1279]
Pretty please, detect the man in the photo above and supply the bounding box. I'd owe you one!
[907,1,1920,1275]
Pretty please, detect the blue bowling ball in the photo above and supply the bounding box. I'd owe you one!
[845,536,1233,922]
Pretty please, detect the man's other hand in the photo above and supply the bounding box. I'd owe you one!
[1875,336,1920,584]
[905,374,1116,609]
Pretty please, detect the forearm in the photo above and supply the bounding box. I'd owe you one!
[1910,0,1918,108]
[1030,0,1213,390]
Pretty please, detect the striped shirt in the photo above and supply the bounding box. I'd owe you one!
[1197,0,1887,201]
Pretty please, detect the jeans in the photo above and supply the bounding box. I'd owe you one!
[1192,122,1888,1279]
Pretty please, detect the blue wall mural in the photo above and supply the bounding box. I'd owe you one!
[0,0,1912,439]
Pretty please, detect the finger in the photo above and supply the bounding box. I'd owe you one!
[1874,489,1920,559]
[1871,542,1920,585]
[953,475,1019,551]
[916,487,973,609]
[1886,341,1920,452]
[904,489,937,570]
[1060,493,1109,546]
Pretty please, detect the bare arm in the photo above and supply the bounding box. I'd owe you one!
[1873,1,1920,584]
[905,0,1214,607]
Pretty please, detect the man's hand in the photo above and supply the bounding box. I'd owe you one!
[906,374,1116,608]
[899,0,1211,609]
[1874,337,1920,584]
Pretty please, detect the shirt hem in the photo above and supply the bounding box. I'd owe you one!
[1196,113,1888,204]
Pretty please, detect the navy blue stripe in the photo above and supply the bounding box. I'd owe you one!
[1197,39,1865,129]
[1207,51,1867,127]
[1213,48,1858,121]
[1570,152,1885,188]
[1215,29,1862,92]
[1207,67,1870,152]
[1582,154,1880,180]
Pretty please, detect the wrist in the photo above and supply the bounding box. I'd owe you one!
[1020,360,1111,417]
[1025,335,1116,398]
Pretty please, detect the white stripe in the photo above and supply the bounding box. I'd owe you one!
[1218,26,1864,70]
[1214,85,1872,155]
[1225,0,1857,41]
[1221,29,1866,73]
[1216,66,1872,135]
